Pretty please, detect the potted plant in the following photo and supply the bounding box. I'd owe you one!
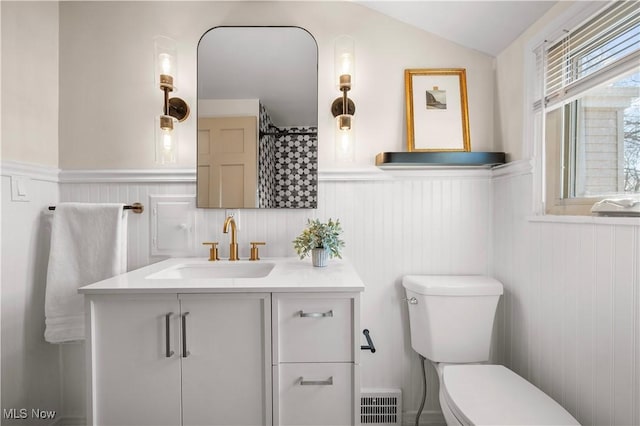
[293,218,344,267]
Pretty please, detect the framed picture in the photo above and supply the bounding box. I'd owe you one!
[404,68,470,152]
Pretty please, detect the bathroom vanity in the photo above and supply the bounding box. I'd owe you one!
[78,258,364,426]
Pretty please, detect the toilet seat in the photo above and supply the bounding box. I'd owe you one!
[441,364,580,425]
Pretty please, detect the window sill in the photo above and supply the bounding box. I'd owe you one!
[527,214,640,226]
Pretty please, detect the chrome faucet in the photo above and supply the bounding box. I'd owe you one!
[223,215,239,261]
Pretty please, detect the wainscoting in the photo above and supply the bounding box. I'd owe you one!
[4,159,638,425]
[492,165,640,426]
[1,164,62,425]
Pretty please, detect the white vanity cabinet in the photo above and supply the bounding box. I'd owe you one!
[272,292,361,426]
[85,292,272,426]
[81,257,365,426]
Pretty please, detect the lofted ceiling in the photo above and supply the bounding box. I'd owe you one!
[358,1,558,56]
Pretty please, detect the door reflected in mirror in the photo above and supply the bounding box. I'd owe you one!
[197,26,318,208]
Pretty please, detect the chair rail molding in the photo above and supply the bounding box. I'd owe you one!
[57,166,496,183]
[2,160,519,184]
[58,168,196,183]
[1,160,60,182]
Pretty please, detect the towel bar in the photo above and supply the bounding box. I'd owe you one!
[48,202,144,214]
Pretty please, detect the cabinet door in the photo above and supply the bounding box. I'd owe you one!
[87,294,181,426]
[180,293,272,426]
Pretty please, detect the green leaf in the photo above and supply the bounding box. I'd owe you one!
[292,218,344,259]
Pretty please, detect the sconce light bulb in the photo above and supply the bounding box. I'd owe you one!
[340,132,350,149]
[156,115,178,165]
[163,132,173,151]
[336,131,354,162]
[155,36,179,90]
[335,35,355,89]
[340,53,353,75]
[159,53,173,76]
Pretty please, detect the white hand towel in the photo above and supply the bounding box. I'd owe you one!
[44,203,128,343]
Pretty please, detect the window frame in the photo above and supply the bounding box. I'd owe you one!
[528,1,640,216]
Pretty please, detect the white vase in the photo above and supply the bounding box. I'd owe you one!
[311,248,329,267]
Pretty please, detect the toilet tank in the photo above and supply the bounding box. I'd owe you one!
[402,275,503,363]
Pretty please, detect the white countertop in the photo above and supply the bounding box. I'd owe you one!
[78,257,365,294]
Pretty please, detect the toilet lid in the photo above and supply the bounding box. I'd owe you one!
[442,365,580,425]
[402,275,503,296]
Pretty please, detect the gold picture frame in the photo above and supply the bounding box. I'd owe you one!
[405,68,470,152]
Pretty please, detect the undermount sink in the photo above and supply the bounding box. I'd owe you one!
[146,261,275,280]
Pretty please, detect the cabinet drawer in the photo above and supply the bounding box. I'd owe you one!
[273,294,356,363]
[274,363,357,426]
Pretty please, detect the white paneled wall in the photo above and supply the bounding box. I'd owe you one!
[8,162,638,426]
[60,171,493,423]
[1,171,62,423]
[492,167,640,426]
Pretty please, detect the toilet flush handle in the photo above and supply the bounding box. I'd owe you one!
[404,297,418,305]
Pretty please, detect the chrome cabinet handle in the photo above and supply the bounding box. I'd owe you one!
[165,312,174,358]
[404,297,418,305]
[299,376,333,386]
[298,310,333,318]
[181,312,190,358]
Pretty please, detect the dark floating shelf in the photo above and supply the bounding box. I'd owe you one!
[375,151,506,168]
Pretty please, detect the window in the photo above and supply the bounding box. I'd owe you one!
[537,1,640,215]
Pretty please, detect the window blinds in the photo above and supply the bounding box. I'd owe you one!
[544,0,640,108]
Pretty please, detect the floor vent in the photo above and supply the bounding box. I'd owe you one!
[361,388,402,425]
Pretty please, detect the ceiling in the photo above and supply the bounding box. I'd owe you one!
[358,1,558,56]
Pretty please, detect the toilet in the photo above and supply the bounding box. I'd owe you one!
[403,275,580,425]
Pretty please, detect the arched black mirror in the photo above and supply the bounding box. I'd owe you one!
[197,26,318,208]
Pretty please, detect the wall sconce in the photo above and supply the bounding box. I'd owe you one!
[332,35,356,162]
[154,36,189,164]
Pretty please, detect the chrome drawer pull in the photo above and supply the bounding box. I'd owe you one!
[298,310,333,318]
[299,376,333,386]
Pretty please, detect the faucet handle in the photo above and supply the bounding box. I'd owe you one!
[249,242,266,261]
[202,242,220,261]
